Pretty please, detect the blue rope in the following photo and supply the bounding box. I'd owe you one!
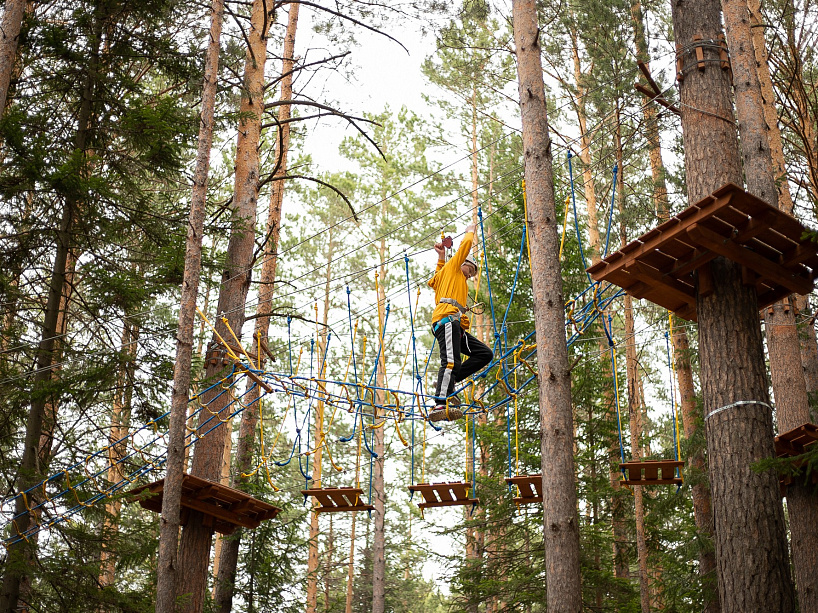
[665,331,681,467]
[602,164,619,259]
[346,287,360,400]
[606,315,626,471]
[478,207,501,359]
[568,151,592,283]
[405,255,418,491]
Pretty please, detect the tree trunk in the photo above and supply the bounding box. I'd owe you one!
[569,19,630,585]
[672,326,719,610]
[721,2,818,609]
[371,264,387,613]
[212,5,298,611]
[155,1,224,610]
[176,0,271,610]
[0,0,26,114]
[512,2,581,611]
[630,3,720,607]
[0,9,101,607]
[99,320,138,588]
[616,117,650,613]
[307,251,334,612]
[210,416,233,592]
[670,0,796,610]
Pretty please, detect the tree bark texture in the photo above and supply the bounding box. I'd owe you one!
[263,1,299,286]
[307,272,333,612]
[630,0,669,218]
[155,1,224,611]
[99,321,138,588]
[371,273,387,613]
[672,327,719,610]
[0,0,26,114]
[213,6,297,611]
[177,0,272,608]
[512,2,581,611]
[619,158,650,612]
[671,0,796,609]
[721,1,817,609]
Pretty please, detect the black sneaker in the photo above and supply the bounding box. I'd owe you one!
[428,405,464,422]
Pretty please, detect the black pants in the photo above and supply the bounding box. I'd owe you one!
[432,319,493,404]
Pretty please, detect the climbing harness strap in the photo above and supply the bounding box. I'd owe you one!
[705,400,773,421]
[432,314,459,332]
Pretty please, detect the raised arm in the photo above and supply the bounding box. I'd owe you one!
[449,224,476,268]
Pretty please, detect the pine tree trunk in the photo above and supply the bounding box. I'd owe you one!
[672,327,719,610]
[569,22,630,584]
[156,1,224,610]
[210,416,233,591]
[212,6,297,610]
[0,9,101,606]
[176,0,270,609]
[670,0,796,610]
[630,4,720,607]
[775,0,818,204]
[512,2,581,610]
[263,1,299,287]
[0,0,26,114]
[747,0,818,422]
[344,478,359,612]
[721,2,818,609]
[371,265,387,613]
[99,321,138,588]
[616,122,650,612]
[465,86,484,612]
[308,254,334,612]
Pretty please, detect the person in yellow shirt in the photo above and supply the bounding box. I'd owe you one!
[427,224,493,422]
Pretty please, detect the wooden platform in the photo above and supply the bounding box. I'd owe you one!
[621,460,684,486]
[301,487,374,513]
[775,423,818,457]
[775,423,818,496]
[505,474,543,504]
[587,183,818,321]
[408,481,478,509]
[129,473,280,535]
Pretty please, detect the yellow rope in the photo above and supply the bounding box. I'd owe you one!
[514,351,520,478]
[611,337,626,481]
[559,193,571,262]
[522,180,533,268]
[668,312,683,462]
[196,307,240,362]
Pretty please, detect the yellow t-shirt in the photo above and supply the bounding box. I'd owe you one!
[428,232,474,330]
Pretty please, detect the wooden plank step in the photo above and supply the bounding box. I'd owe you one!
[301,487,374,513]
[621,460,684,486]
[505,474,543,504]
[407,481,479,510]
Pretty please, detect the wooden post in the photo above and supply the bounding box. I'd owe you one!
[669,0,796,610]
[511,1,581,611]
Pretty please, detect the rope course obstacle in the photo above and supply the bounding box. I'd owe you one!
[2,157,641,546]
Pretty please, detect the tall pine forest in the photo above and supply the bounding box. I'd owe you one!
[1,0,818,612]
